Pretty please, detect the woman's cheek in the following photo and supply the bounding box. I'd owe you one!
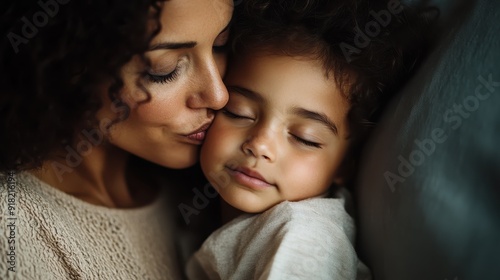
[133,95,183,124]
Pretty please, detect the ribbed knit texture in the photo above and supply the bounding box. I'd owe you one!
[0,172,181,279]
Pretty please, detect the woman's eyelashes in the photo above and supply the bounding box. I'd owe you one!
[213,44,229,53]
[213,28,230,53]
[146,66,180,84]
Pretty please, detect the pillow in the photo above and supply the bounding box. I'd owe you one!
[356,0,500,279]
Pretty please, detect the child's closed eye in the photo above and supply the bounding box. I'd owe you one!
[222,109,253,120]
[291,134,322,148]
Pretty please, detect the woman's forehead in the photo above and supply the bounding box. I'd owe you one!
[153,0,233,44]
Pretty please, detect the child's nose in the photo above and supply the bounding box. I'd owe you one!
[241,127,277,162]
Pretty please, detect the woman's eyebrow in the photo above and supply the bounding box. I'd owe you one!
[148,41,197,51]
[148,20,231,51]
[290,107,339,136]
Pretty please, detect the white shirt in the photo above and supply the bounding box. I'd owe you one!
[186,190,371,280]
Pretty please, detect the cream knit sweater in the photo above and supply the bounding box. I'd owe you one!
[0,172,182,280]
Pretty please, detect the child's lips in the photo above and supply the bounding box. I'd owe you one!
[226,166,276,189]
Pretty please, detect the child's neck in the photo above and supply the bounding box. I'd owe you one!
[220,200,245,225]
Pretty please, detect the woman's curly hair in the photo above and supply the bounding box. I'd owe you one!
[231,0,436,184]
[0,0,164,171]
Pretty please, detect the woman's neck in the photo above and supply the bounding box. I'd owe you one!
[31,143,156,208]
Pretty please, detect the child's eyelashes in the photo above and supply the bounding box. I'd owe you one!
[222,109,253,120]
[222,108,322,148]
[146,66,180,84]
[291,134,322,148]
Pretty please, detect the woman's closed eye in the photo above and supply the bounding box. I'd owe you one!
[213,45,228,53]
[146,66,180,84]
[213,27,230,53]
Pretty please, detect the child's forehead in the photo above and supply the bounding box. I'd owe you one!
[233,45,344,82]
[230,50,328,76]
[227,50,337,93]
[225,52,349,113]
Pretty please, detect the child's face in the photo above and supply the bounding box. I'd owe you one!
[200,52,351,213]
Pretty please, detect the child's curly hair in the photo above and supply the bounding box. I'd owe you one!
[0,0,164,171]
[230,0,435,184]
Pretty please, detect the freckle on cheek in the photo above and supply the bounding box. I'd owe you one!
[136,102,176,122]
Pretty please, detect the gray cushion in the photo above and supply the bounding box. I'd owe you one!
[356,0,500,279]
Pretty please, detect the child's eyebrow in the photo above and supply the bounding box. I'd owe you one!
[227,85,339,136]
[289,107,339,136]
[226,86,264,103]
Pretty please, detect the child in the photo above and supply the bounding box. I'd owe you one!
[186,0,429,278]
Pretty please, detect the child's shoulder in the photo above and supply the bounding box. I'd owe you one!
[266,195,353,229]
[191,193,363,280]
[210,188,357,247]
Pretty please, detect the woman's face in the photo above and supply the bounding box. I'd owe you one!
[98,0,233,168]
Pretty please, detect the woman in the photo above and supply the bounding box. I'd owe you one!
[0,0,233,278]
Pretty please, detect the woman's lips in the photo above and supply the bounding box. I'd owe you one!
[186,131,206,142]
[226,166,275,190]
[184,123,211,143]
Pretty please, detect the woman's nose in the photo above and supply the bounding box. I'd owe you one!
[187,56,229,110]
[241,127,277,162]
